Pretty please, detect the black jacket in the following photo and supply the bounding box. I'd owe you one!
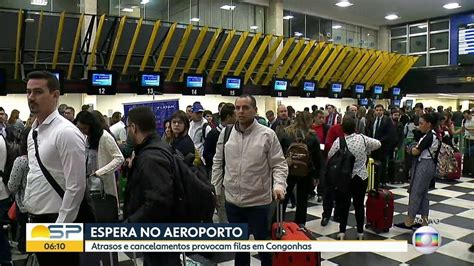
[171,135,195,158]
[369,115,393,150]
[279,130,323,180]
[124,134,175,223]
[203,125,223,168]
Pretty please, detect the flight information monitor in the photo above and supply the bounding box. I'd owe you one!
[271,79,289,97]
[222,75,243,96]
[87,70,117,95]
[183,74,206,95]
[137,72,163,95]
[372,84,384,99]
[329,82,343,98]
[391,86,402,100]
[300,80,317,98]
[352,83,365,99]
[458,24,474,65]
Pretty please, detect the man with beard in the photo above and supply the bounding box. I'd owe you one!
[123,106,179,265]
[24,71,86,265]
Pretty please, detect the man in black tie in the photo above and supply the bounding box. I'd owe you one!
[369,104,393,188]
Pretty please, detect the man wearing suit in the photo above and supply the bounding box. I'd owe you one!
[369,104,393,188]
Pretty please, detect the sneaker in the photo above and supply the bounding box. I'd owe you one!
[393,222,415,232]
[321,217,330,226]
[337,232,345,240]
[358,233,364,240]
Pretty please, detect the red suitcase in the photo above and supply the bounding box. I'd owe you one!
[272,204,321,266]
[365,188,394,234]
[447,152,462,180]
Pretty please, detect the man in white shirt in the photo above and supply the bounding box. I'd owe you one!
[0,136,12,265]
[109,112,127,143]
[24,71,86,266]
[188,101,211,157]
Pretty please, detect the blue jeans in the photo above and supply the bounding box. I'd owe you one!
[0,198,12,265]
[225,202,272,266]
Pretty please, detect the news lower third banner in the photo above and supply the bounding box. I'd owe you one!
[26,223,407,253]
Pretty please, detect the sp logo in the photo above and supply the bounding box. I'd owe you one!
[31,224,82,239]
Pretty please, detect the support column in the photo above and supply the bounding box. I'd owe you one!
[81,0,98,108]
[378,26,390,52]
[267,0,284,36]
[264,0,283,111]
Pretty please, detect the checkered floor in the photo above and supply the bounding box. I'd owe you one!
[11,176,473,266]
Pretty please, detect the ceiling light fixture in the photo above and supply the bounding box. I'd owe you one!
[140,0,150,4]
[122,8,134,12]
[250,25,259,30]
[332,25,342,29]
[220,5,236,10]
[385,14,400,20]
[283,15,294,20]
[190,17,200,22]
[294,32,303,37]
[335,1,353,7]
[443,2,461,9]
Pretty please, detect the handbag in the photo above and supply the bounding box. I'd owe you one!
[8,202,17,220]
[32,130,96,223]
[87,174,119,222]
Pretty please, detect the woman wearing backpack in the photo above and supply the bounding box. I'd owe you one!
[279,111,322,225]
[328,115,381,240]
[394,113,439,231]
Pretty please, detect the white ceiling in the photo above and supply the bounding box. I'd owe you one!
[242,0,474,29]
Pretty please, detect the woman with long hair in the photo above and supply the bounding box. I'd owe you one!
[356,106,367,134]
[161,119,173,144]
[365,108,375,135]
[7,109,24,133]
[279,111,322,225]
[395,113,439,231]
[75,111,124,206]
[438,111,455,146]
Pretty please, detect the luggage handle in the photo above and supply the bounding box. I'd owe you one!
[275,201,285,239]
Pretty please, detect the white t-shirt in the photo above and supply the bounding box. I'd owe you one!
[464,118,474,140]
[109,121,127,142]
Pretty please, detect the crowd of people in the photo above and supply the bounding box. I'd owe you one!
[0,70,473,265]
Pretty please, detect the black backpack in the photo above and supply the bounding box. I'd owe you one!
[326,137,355,193]
[160,147,216,223]
[0,135,21,185]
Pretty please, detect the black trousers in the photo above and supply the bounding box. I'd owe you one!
[282,175,311,225]
[335,176,368,233]
[28,213,80,266]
